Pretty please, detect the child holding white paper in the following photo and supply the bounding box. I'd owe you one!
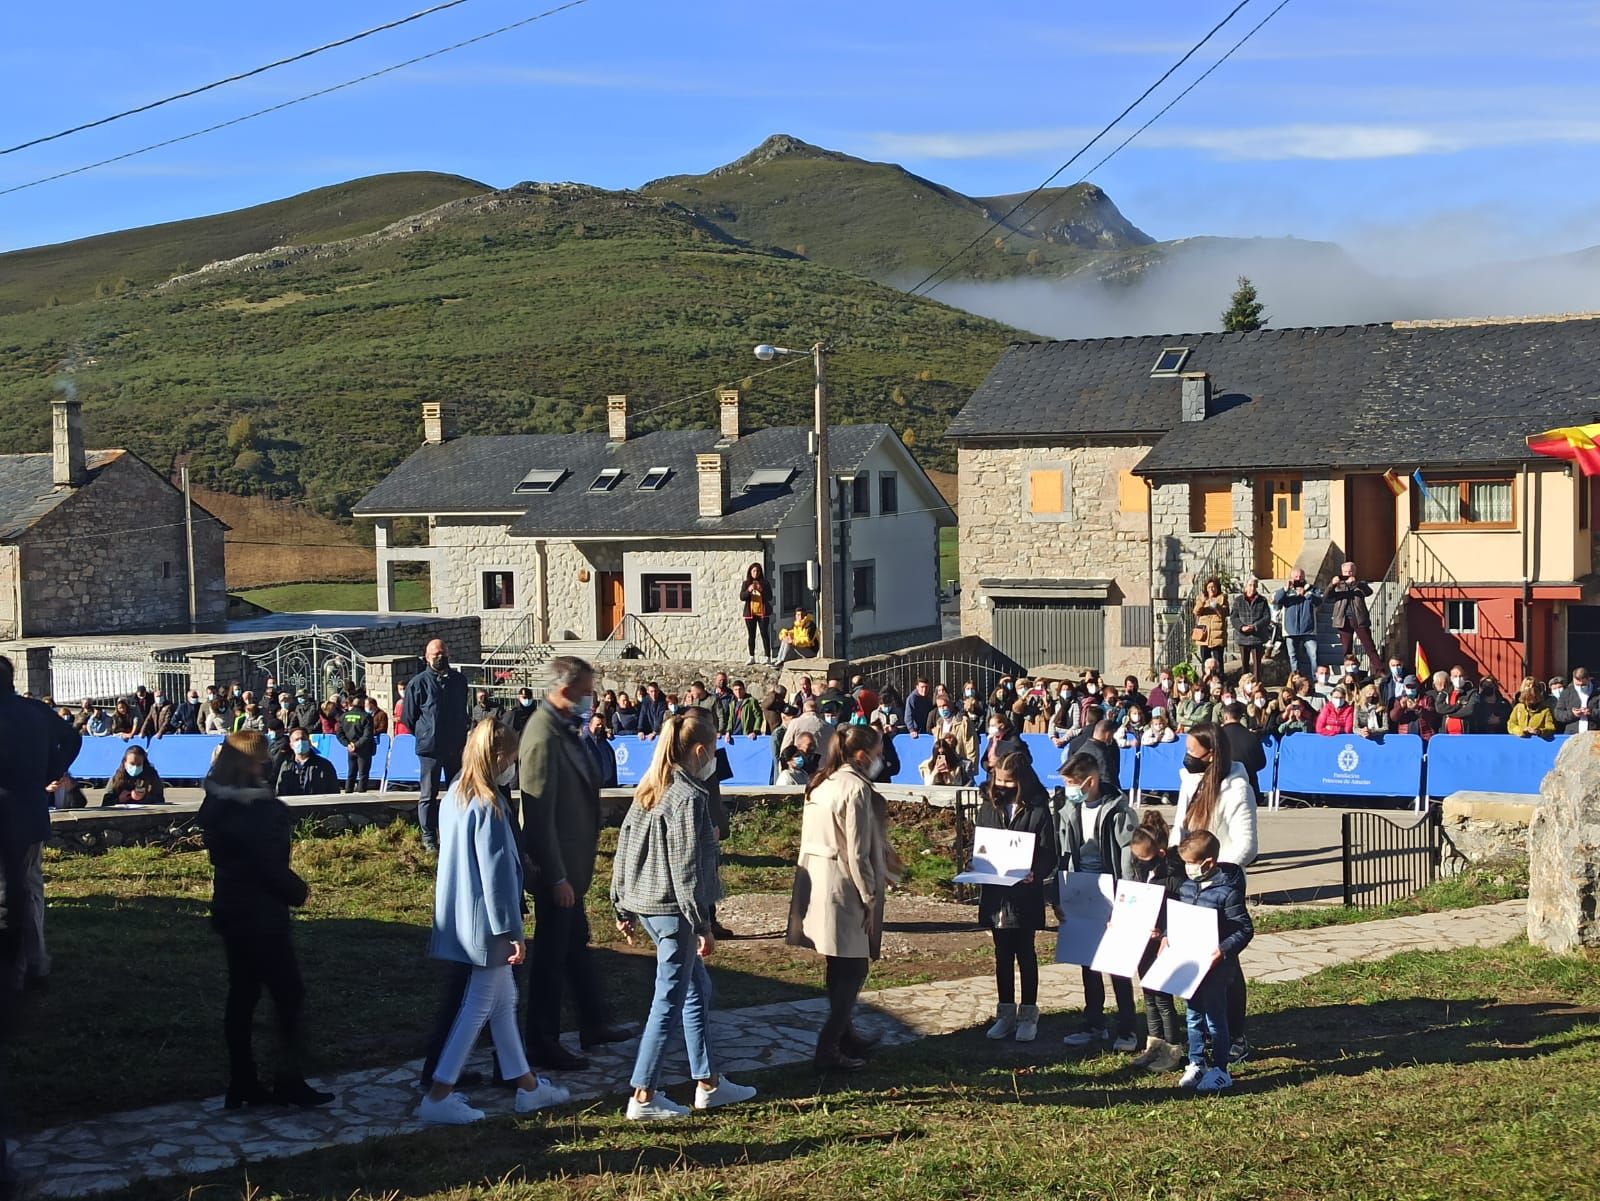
[1054,752,1141,1052]
[1174,830,1254,1094]
[1128,811,1186,1074]
[975,753,1057,1042]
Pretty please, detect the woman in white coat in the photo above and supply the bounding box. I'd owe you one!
[786,724,900,1071]
[1169,720,1259,1061]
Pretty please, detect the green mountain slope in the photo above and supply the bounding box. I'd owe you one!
[0,171,489,315]
[643,134,1151,281]
[0,183,1015,517]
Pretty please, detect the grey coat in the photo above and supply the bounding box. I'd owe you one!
[519,701,600,895]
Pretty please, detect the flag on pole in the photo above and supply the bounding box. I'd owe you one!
[1382,468,1407,497]
[1526,423,1600,476]
[1415,643,1430,682]
[1411,469,1431,501]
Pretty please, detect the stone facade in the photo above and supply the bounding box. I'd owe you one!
[958,442,1155,680]
[10,454,227,637]
[1528,734,1600,952]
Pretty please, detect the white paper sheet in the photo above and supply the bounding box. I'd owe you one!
[1054,872,1116,966]
[1089,879,1168,978]
[953,826,1037,887]
[1139,900,1220,1000]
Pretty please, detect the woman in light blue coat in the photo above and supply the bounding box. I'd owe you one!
[419,718,570,1125]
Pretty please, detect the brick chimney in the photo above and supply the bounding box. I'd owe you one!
[51,392,86,487]
[607,394,631,442]
[718,388,742,441]
[697,452,727,518]
[422,402,455,445]
[1180,372,1211,423]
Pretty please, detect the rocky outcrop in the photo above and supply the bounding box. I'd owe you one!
[1527,734,1600,952]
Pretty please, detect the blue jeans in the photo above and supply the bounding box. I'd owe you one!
[1186,967,1232,1069]
[1284,634,1318,678]
[630,914,715,1091]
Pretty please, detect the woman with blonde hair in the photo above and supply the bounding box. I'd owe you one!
[420,717,569,1124]
[612,708,756,1119]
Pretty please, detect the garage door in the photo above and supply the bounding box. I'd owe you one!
[993,600,1105,671]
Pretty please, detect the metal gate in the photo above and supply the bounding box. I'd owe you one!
[1341,807,1441,908]
[50,646,191,704]
[244,628,366,700]
[992,601,1105,671]
[867,653,1019,706]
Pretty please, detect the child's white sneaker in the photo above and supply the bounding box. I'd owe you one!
[694,1077,757,1110]
[1061,1025,1103,1048]
[1178,1063,1205,1090]
[1110,1032,1139,1053]
[1196,1067,1233,1094]
[418,1092,485,1124]
[986,1004,1017,1040]
[1014,1004,1040,1042]
[516,1076,570,1112]
[627,1093,690,1120]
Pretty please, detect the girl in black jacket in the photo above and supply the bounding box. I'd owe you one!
[1128,810,1186,1073]
[973,751,1057,1043]
[197,730,333,1110]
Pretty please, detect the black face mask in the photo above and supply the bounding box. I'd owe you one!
[1182,753,1209,774]
[991,784,1017,803]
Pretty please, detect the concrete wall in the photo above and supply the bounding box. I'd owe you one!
[0,545,18,640]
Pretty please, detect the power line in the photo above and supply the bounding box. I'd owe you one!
[0,0,594,198]
[1,0,482,157]
[903,0,1254,300]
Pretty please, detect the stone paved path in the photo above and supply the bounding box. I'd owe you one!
[18,899,1527,1198]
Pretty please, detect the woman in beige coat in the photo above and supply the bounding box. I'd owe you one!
[786,724,900,1070]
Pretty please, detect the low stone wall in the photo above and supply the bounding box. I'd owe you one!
[1440,791,1538,871]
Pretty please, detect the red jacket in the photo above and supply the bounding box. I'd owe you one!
[1315,701,1355,736]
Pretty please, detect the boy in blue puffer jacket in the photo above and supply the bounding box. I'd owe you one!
[1174,830,1253,1094]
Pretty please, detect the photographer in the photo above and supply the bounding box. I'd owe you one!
[1326,561,1381,671]
[1272,569,1324,678]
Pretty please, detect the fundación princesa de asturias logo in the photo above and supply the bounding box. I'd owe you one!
[1336,742,1361,773]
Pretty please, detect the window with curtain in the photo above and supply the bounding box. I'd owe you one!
[1419,478,1515,527]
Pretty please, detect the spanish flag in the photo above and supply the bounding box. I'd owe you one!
[1527,423,1600,476]
[1415,643,1430,682]
[1382,468,1407,497]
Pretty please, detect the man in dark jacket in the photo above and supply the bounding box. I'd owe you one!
[1219,703,1267,804]
[292,691,320,734]
[635,681,668,740]
[1272,569,1324,679]
[1230,579,1273,680]
[403,639,469,852]
[1433,665,1481,735]
[520,656,624,1070]
[578,711,618,790]
[274,729,338,796]
[1327,560,1381,670]
[1554,667,1597,733]
[165,690,204,736]
[338,703,376,793]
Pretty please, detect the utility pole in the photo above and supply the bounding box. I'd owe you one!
[837,474,853,661]
[813,342,835,659]
[182,465,197,632]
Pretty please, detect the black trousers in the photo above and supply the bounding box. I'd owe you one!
[1227,955,1248,1040]
[1080,966,1137,1037]
[1238,644,1265,679]
[416,749,462,846]
[222,929,306,1087]
[991,928,1038,1006]
[1138,941,1182,1043]
[345,749,372,793]
[525,891,608,1052]
[818,956,870,1058]
[745,617,771,657]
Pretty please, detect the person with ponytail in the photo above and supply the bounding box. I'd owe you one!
[611,709,757,1119]
[786,723,899,1070]
[1169,720,1259,1064]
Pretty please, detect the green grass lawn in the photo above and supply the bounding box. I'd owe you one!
[237,578,430,612]
[939,526,959,593]
[101,940,1600,1201]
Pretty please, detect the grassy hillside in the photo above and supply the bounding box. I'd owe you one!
[0,183,1016,517]
[0,171,488,315]
[644,134,1151,281]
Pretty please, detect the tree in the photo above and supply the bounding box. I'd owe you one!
[226,415,255,450]
[1221,276,1268,332]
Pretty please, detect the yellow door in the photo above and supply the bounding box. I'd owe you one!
[1255,475,1304,579]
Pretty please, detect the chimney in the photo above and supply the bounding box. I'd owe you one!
[718,388,742,441]
[697,452,728,518]
[607,394,631,442]
[422,402,455,445]
[1180,371,1211,423]
[51,390,86,487]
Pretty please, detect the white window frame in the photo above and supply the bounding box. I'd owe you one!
[1444,599,1478,634]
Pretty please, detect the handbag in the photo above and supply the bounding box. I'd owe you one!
[1190,624,1208,644]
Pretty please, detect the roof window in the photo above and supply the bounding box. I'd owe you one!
[638,466,671,491]
[1150,347,1191,375]
[515,468,566,494]
[744,467,796,491]
[589,467,623,492]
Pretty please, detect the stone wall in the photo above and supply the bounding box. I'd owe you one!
[17,454,227,636]
[958,442,1155,679]
[1440,792,1537,870]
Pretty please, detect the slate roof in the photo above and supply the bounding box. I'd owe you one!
[946,317,1600,474]
[353,423,929,535]
[0,450,123,541]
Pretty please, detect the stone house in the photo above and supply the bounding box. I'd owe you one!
[0,396,227,639]
[951,315,1600,681]
[353,395,953,662]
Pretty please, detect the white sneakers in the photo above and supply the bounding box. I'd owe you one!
[418,1092,486,1125]
[1178,1063,1205,1090]
[1061,1026,1102,1048]
[986,1004,1017,1040]
[1110,1033,1140,1053]
[694,1077,757,1110]
[627,1077,758,1119]
[516,1077,571,1112]
[1195,1067,1234,1093]
[627,1093,691,1121]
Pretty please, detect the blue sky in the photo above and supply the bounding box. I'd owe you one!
[3,0,1599,267]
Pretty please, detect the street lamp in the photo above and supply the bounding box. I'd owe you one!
[753,341,832,659]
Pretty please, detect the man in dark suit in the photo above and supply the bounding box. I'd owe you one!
[520,656,625,1070]
[1219,702,1267,804]
[578,710,618,789]
[403,639,469,852]
[1554,666,1597,734]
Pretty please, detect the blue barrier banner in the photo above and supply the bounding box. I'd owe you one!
[385,734,421,783]
[311,734,350,778]
[1425,733,1566,798]
[1256,735,1278,799]
[1275,732,1423,799]
[1020,735,1061,784]
[69,737,138,781]
[888,734,927,785]
[1117,742,1138,794]
[1137,741,1186,794]
[609,735,775,788]
[70,735,228,783]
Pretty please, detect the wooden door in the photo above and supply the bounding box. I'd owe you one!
[1345,474,1398,576]
[1255,475,1304,579]
[598,572,625,637]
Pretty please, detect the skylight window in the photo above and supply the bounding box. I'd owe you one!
[638,467,671,491]
[589,468,622,492]
[744,467,796,491]
[515,468,566,494]
[1151,347,1191,375]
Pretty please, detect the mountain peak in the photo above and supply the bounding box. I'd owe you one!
[707,134,855,177]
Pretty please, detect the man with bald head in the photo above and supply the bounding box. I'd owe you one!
[403,638,469,853]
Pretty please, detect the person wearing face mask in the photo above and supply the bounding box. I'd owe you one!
[1353,684,1390,739]
[1388,674,1438,740]
[338,695,377,794]
[1147,673,1174,716]
[780,697,836,761]
[1142,710,1178,745]
[1054,752,1140,1052]
[778,733,818,786]
[166,690,204,737]
[1314,687,1355,736]
[1114,706,1148,750]
[1476,675,1511,736]
[419,718,568,1124]
[930,697,978,769]
[580,711,619,789]
[274,728,338,796]
[1172,830,1253,1094]
[917,736,972,787]
[1434,665,1481,735]
[982,714,1030,781]
[787,724,901,1071]
[1174,678,1212,733]
[611,710,757,1119]
[974,753,1057,1044]
[520,656,627,1071]
[404,639,470,854]
[1230,578,1273,680]
[101,745,166,806]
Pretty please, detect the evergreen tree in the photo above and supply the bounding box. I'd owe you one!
[1221,276,1268,332]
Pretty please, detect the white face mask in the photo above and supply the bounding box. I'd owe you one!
[496,763,517,787]
[865,755,885,779]
[1331,697,1346,709]
[1185,862,1211,880]
[693,753,718,781]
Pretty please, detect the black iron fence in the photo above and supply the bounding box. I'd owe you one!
[1341,806,1441,908]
